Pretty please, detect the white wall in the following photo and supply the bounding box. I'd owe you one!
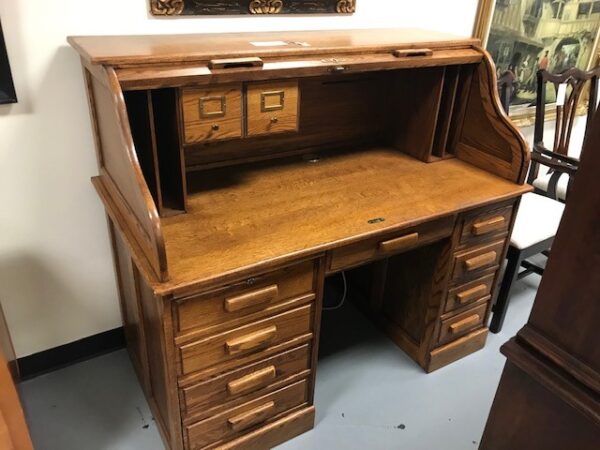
[0,0,479,357]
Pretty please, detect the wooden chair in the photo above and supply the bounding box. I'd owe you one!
[489,67,599,333]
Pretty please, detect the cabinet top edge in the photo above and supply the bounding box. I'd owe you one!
[67,28,480,66]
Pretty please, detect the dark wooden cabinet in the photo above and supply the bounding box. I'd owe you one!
[480,101,600,450]
[69,29,530,450]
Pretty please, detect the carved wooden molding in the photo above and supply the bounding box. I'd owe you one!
[149,1,356,15]
[150,0,184,16]
[336,0,355,14]
[249,0,283,14]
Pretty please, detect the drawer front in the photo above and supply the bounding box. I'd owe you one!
[247,81,299,136]
[185,379,308,450]
[438,301,488,345]
[181,84,242,144]
[181,344,310,415]
[179,304,312,376]
[445,273,495,313]
[328,216,454,273]
[460,205,513,245]
[452,240,505,281]
[175,261,315,335]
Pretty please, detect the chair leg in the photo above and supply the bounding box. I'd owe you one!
[490,247,523,334]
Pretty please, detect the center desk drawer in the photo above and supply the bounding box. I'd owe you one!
[175,261,315,335]
[178,304,313,376]
[328,216,454,273]
[181,344,310,416]
[185,379,308,450]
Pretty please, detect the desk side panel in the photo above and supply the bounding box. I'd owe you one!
[84,64,168,280]
[456,51,530,183]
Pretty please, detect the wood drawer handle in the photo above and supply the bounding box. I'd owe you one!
[464,251,497,272]
[227,401,275,432]
[472,216,506,236]
[456,284,488,304]
[209,57,264,70]
[393,48,433,58]
[227,366,277,396]
[449,314,481,334]
[225,326,277,356]
[378,232,419,253]
[224,285,279,313]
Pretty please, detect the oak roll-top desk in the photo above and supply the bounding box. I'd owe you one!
[68,29,531,450]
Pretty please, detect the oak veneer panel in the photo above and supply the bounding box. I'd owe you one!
[159,149,529,294]
[68,29,479,66]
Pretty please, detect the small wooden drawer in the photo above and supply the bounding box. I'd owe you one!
[181,84,243,144]
[178,304,312,376]
[180,344,310,416]
[452,239,505,281]
[328,216,454,273]
[438,301,488,345]
[185,379,308,450]
[460,205,513,245]
[175,261,315,335]
[445,273,495,313]
[246,80,299,136]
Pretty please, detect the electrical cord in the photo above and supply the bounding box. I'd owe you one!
[323,271,347,311]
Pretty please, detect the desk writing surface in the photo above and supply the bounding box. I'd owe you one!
[161,148,529,291]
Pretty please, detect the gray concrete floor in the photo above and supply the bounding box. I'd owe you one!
[19,275,540,450]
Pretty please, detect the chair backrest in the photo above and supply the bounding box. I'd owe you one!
[534,67,600,156]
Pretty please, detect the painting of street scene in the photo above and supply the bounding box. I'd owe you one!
[487,0,600,112]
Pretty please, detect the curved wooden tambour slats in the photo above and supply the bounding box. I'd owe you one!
[87,66,168,281]
[456,50,530,184]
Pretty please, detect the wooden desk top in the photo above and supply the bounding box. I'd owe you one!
[160,148,529,294]
[68,28,478,66]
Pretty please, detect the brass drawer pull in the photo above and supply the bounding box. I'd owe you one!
[225,326,277,355]
[472,216,506,236]
[227,365,277,396]
[224,285,279,312]
[449,314,481,334]
[464,251,497,272]
[393,48,433,58]
[227,401,275,432]
[208,57,264,70]
[456,284,488,304]
[378,232,419,253]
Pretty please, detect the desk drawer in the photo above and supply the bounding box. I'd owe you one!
[438,301,488,345]
[328,216,454,273]
[460,205,513,245]
[181,84,243,144]
[180,344,310,416]
[445,273,495,313]
[185,379,308,450]
[452,240,505,281]
[247,81,299,136]
[175,261,315,335]
[178,304,313,376]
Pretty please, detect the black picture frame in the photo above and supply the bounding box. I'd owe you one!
[0,20,17,105]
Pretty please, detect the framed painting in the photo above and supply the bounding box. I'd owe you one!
[150,0,356,16]
[0,20,17,105]
[473,0,600,126]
